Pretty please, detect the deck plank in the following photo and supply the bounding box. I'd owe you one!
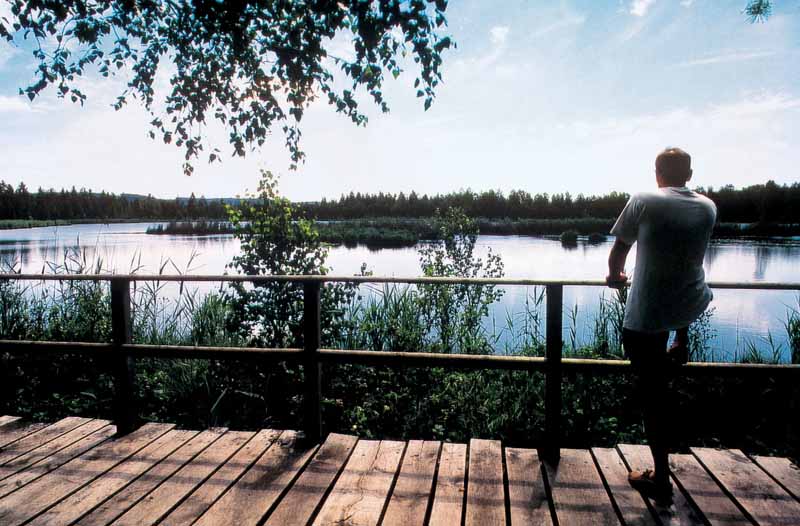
[429,443,467,526]
[592,447,656,526]
[545,448,619,526]
[312,439,405,526]
[0,416,21,428]
[160,429,277,526]
[0,423,116,499]
[195,430,315,526]
[382,440,441,526]
[0,422,172,526]
[506,447,553,526]
[0,419,109,482]
[26,427,197,526]
[669,453,751,526]
[75,428,218,526]
[0,416,90,466]
[3,415,799,526]
[113,430,253,526]
[465,438,506,526]
[751,455,800,501]
[0,420,50,449]
[692,447,800,526]
[265,433,359,526]
[618,444,705,526]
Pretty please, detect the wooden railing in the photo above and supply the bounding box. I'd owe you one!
[1,273,799,461]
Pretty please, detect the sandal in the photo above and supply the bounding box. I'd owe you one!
[628,469,673,501]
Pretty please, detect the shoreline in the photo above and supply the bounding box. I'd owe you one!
[3,217,800,244]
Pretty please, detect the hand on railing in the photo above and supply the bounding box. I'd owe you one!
[605,272,628,289]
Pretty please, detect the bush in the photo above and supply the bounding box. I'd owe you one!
[560,230,578,245]
[588,232,608,244]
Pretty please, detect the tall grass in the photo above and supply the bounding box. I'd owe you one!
[146,221,233,236]
[499,287,546,355]
[784,297,800,365]
[0,249,234,425]
[0,219,71,230]
[146,220,421,248]
[688,308,717,362]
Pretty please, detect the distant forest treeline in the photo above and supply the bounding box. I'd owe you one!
[0,182,228,221]
[302,181,800,223]
[1,180,799,223]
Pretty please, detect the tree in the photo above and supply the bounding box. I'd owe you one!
[417,207,504,354]
[225,170,357,349]
[0,1,453,175]
[15,182,31,219]
[186,192,197,218]
[745,0,773,22]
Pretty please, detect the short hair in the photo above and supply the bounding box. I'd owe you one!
[656,147,692,185]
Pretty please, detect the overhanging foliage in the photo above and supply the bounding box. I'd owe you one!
[0,0,453,174]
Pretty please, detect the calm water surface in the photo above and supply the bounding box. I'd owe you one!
[1,222,799,361]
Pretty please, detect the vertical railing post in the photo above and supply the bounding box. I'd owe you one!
[544,283,563,462]
[110,277,137,435]
[303,280,323,443]
[788,384,799,459]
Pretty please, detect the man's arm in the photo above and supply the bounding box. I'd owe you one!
[606,239,632,288]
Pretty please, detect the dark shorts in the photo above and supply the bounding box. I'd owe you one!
[622,328,670,371]
[622,328,673,450]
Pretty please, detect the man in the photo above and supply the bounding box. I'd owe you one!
[606,147,717,498]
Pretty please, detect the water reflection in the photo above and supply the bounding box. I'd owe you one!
[754,245,772,281]
[1,223,799,361]
[704,242,720,274]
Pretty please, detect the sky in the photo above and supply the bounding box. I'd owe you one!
[1,0,799,200]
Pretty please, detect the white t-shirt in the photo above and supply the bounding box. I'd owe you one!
[611,186,717,333]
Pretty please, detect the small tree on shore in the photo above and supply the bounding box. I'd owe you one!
[418,207,504,354]
[225,171,356,348]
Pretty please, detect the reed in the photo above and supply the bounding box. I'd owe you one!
[784,297,800,364]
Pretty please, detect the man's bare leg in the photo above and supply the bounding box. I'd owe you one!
[624,329,673,498]
[643,370,671,487]
[667,327,689,364]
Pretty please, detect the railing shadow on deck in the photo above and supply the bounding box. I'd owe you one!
[1,273,799,461]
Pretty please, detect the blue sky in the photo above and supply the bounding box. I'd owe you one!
[1,0,799,200]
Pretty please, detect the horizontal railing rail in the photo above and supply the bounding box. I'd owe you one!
[1,272,799,460]
[3,273,800,289]
[3,340,798,375]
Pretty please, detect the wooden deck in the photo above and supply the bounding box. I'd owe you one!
[0,416,798,525]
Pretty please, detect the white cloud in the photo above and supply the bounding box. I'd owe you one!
[618,17,648,43]
[675,51,777,67]
[680,0,695,6]
[0,1,12,24]
[489,26,510,46]
[551,92,800,193]
[0,94,37,113]
[0,45,18,70]
[531,14,586,38]
[709,92,800,118]
[324,31,356,62]
[565,93,800,139]
[449,25,512,78]
[630,0,656,17]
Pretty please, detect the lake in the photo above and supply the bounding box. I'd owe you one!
[1,222,799,362]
